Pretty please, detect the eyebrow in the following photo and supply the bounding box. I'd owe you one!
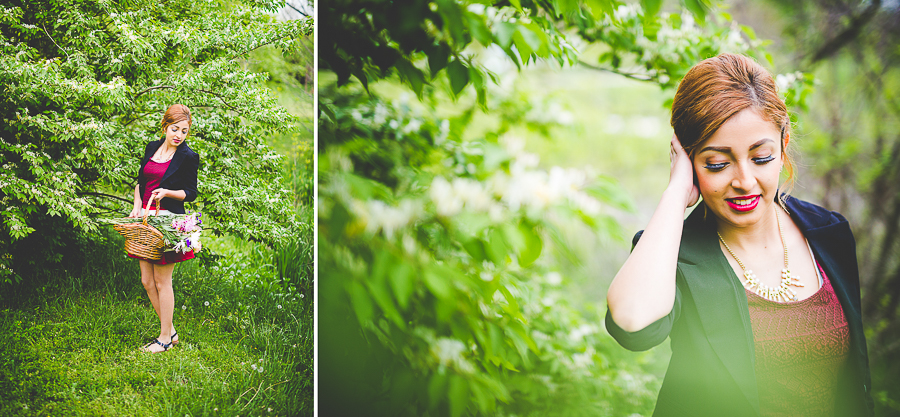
[697,138,775,155]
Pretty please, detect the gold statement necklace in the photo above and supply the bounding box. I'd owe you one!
[717,206,804,302]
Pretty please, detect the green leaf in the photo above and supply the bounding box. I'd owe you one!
[518,223,542,267]
[585,0,616,19]
[484,227,508,265]
[449,375,469,417]
[511,30,534,64]
[466,13,493,46]
[447,59,469,96]
[395,59,426,98]
[435,0,467,46]
[390,261,415,310]
[428,45,451,78]
[641,0,663,18]
[520,24,548,58]
[683,0,709,22]
[366,278,406,329]
[494,22,517,48]
[424,266,452,299]
[428,372,448,408]
[462,239,487,262]
[347,281,374,325]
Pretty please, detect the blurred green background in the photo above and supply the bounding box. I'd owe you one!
[318,0,900,414]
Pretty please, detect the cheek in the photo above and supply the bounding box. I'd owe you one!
[693,169,722,197]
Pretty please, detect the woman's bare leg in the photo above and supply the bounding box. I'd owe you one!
[139,260,161,318]
[144,263,177,353]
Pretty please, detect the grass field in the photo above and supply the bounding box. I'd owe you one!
[0,230,313,416]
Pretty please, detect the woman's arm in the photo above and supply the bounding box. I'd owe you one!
[151,188,187,202]
[606,136,698,332]
[128,184,142,218]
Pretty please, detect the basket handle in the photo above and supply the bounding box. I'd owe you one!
[142,199,161,225]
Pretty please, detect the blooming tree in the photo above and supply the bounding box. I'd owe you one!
[0,0,312,280]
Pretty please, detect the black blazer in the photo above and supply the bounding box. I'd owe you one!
[137,138,199,214]
[605,196,873,417]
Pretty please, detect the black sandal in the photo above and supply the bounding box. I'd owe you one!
[142,338,172,353]
[171,331,179,345]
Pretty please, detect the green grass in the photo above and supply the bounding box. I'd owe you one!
[0,232,313,417]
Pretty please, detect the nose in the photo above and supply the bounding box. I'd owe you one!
[731,162,756,192]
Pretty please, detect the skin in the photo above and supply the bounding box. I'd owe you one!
[607,108,819,332]
[127,119,191,352]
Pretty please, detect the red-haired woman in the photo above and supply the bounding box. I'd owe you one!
[605,54,873,416]
[128,103,200,353]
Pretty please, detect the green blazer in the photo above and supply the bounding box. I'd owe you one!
[605,196,873,416]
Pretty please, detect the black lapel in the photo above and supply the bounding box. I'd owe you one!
[160,143,187,185]
[678,206,760,414]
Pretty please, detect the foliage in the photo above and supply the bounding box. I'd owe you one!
[320,83,657,416]
[0,0,313,283]
[319,0,811,414]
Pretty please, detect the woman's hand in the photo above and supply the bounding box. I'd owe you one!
[668,135,700,208]
[150,188,169,202]
[128,206,141,218]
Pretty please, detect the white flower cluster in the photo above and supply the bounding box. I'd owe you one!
[431,337,476,374]
[775,71,805,92]
[354,199,423,239]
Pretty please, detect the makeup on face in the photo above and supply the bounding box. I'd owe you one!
[691,109,783,226]
[167,120,190,146]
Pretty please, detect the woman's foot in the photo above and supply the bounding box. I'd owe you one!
[140,337,173,353]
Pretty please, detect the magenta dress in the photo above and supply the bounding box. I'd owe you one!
[128,159,195,265]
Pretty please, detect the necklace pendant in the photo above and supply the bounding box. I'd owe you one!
[781,269,804,287]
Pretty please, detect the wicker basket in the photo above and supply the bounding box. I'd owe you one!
[114,200,166,260]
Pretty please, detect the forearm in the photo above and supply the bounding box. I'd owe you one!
[162,189,187,201]
[607,187,688,332]
[133,184,141,208]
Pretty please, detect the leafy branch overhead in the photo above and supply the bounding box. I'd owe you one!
[320,0,776,105]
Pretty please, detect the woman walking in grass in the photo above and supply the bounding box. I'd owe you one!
[605,54,873,416]
[128,104,200,353]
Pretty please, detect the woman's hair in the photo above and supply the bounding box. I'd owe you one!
[160,104,192,137]
[670,53,794,192]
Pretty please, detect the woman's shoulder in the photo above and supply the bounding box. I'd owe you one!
[783,195,849,229]
[178,142,200,159]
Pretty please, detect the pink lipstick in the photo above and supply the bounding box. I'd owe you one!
[726,195,760,212]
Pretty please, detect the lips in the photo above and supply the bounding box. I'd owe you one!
[726,195,760,212]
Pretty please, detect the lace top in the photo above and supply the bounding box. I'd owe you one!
[747,263,850,417]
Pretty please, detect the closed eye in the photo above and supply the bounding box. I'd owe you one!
[753,155,775,164]
[704,162,728,171]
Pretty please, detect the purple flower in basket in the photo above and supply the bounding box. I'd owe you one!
[185,238,192,247]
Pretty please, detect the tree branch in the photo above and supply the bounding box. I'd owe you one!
[576,61,656,83]
[42,24,70,60]
[77,191,132,204]
[135,85,175,97]
[286,2,309,17]
[807,0,882,65]
[197,89,240,112]
[132,85,239,112]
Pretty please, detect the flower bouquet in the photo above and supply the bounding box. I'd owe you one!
[102,209,203,258]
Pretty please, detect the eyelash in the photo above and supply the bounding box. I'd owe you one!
[704,155,775,171]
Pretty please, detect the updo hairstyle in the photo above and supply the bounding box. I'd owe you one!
[160,104,192,138]
[670,53,794,191]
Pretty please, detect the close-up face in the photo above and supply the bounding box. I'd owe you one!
[165,119,191,147]
[691,108,784,229]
